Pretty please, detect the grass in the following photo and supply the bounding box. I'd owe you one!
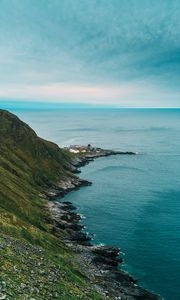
[0,109,105,300]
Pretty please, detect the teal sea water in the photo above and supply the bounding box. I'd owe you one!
[17,109,180,300]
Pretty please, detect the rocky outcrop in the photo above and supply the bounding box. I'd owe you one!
[69,148,136,170]
[48,200,162,300]
[91,245,123,267]
[45,177,92,199]
[47,146,161,299]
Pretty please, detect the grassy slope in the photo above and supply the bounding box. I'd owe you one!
[0,109,104,300]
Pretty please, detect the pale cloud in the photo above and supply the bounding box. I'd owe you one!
[0,82,179,108]
[0,83,133,102]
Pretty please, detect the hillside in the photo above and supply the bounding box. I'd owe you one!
[0,109,74,228]
[0,109,104,300]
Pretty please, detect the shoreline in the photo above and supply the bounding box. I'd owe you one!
[47,148,162,300]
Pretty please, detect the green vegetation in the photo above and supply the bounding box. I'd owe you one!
[0,110,104,300]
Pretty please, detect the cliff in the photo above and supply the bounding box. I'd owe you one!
[0,109,161,300]
[0,109,103,300]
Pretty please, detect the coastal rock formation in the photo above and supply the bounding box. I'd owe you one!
[69,147,136,170]
[45,177,92,199]
[48,200,162,300]
[0,109,103,299]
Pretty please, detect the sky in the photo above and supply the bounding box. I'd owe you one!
[0,0,180,108]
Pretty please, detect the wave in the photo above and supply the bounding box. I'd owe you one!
[115,126,171,133]
[99,165,144,173]
[60,127,98,132]
[61,137,83,146]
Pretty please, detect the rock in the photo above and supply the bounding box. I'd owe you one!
[61,202,77,210]
[93,255,123,267]
[113,269,137,284]
[46,178,92,200]
[46,146,162,300]
[91,245,123,267]
[91,246,120,257]
[70,232,91,244]
[68,223,84,231]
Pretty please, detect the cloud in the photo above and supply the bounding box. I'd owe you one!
[0,83,135,103]
[0,0,179,107]
[0,81,179,108]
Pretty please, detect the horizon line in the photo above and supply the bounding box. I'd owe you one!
[0,99,180,110]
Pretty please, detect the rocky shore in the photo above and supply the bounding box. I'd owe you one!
[45,148,136,200]
[70,147,136,169]
[48,148,162,300]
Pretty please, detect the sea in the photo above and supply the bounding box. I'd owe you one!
[16,108,180,300]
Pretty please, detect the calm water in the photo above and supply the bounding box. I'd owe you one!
[16,109,180,300]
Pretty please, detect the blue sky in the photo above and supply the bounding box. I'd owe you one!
[0,0,180,108]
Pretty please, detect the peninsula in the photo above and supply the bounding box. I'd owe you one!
[0,109,161,300]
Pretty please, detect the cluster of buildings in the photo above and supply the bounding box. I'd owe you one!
[64,144,103,154]
[68,144,92,153]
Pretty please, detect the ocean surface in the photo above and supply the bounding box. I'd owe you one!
[16,109,180,300]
